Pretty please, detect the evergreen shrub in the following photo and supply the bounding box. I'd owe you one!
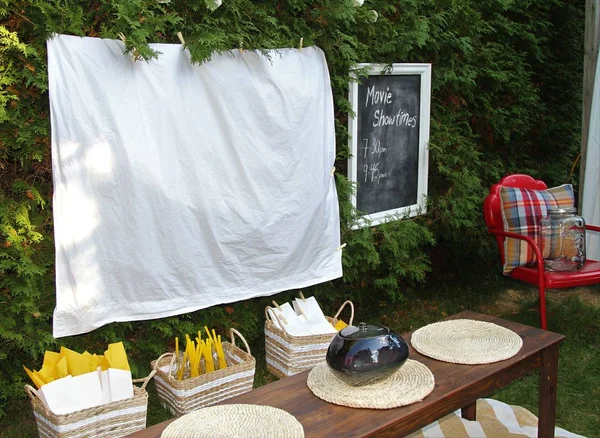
[0,0,583,415]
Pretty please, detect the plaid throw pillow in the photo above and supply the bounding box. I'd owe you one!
[499,184,575,274]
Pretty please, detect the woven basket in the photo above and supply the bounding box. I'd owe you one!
[152,328,256,417]
[25,370,155,438]
[265,300,354,378]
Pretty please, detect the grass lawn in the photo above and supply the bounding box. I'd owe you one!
[2,276,598,438]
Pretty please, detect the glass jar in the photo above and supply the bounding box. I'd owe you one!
[539,207,586,271]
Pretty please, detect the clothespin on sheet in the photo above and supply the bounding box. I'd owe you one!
[118,33,141,61]
[330,166,336,178]
[336,243,347,251]
[299,37,303,50]
[239,40,244,53]
[177,32,185,45]
[299,291,306,302]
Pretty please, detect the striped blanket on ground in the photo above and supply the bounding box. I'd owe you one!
[407,399,585,438]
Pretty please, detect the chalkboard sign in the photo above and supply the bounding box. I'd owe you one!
[348,64,431,227]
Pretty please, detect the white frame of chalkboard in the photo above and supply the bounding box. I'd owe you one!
[348,63,431,228]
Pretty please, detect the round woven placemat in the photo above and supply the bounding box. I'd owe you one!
[160,404,304,438]
[410,319,523,364]
[306,359,435,409]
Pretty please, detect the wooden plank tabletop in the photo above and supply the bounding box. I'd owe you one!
[128,310,565,438]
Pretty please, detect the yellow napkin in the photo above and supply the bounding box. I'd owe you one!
[81,352,99,373]
[56,355,69,378]
[23,366,45,389]
[43,351,62,369]
[95,354,105,370]
[334,320,348,331]
[25,343,131,390]
[39,351,61,381]
[103,342,130,371]
[37,366,57,385]
[60,347,91,377]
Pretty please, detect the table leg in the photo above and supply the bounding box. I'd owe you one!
[538,344,559,438]
[461,402,476,421]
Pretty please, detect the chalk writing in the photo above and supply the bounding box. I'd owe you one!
[363,138,388,159]
[363,162,387,184]
[366,85,393,107]
[373,108,417,128]
[362,138,388,184]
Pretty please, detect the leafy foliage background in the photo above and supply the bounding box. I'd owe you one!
[0,0,584,415]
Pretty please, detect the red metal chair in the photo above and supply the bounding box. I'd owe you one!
[484,174,600,329]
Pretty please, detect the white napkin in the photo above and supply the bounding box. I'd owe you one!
[293,296,337,335]
[38,372,103,415]
[308,321,337,335]
[107,368,134,402]
[271,302,313,336]
[293,296,328,323]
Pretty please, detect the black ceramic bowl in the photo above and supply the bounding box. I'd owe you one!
[325,323,409,385]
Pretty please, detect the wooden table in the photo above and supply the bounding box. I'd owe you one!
[129,311,565,438]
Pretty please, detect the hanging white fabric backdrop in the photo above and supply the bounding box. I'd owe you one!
[48,35,342,338]
[583,51,600,261]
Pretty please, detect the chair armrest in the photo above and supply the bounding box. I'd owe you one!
[586,224,600,234]
[486,229,545,281]
[486,228,544,263]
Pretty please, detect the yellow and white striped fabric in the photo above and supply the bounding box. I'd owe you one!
[407,399,585,438]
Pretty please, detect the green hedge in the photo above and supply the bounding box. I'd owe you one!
[0,0,583,415]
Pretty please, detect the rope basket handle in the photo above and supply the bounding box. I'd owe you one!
[132,369,156,391]
[333,300,355,325]
[229,328,251,355]
[265,306,287,332]
[24,384,51,411]
[154,352,177,381]
[24,384,38,401]
[264,305,273,321]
